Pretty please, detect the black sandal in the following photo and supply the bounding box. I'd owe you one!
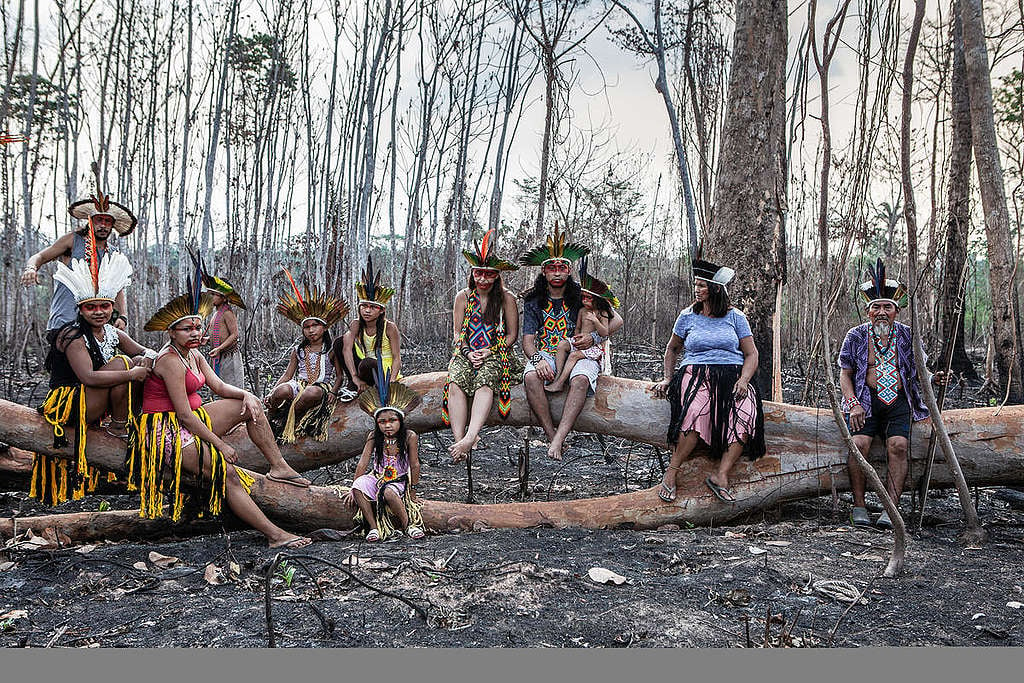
[705,476,737,503]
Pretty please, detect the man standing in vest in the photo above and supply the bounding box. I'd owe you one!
[21,191,137,341]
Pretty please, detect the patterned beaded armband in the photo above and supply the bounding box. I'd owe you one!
[840,396,860,413]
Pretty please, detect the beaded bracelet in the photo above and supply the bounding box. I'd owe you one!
[840,396,860,413]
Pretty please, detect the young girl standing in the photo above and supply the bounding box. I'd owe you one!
[344,362,424,541]
[265,270,349,443]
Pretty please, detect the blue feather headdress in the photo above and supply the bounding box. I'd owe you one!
[144,247,215,331]
[357,353,421,418]
[355,255,396,308]
[859,258,907,308]
[189,248,247,310]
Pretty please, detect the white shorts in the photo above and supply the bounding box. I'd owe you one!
[524,350,600,396]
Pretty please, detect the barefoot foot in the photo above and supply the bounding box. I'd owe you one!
[449,435,476,462]
[547,440,564,461]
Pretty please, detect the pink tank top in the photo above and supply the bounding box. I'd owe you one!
[142,351,206,413]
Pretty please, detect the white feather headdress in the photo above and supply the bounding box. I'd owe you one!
[53,252,133,304]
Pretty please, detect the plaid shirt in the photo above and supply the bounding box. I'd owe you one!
[838,322,929,422]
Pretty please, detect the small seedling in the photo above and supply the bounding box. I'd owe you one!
[98,501,110,512]
[276,561,296,587]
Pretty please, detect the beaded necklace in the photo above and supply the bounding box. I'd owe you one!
[870,328,899,405]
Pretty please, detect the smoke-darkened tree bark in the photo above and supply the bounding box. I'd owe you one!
[940,0,980,383]
[960,0,1022,401]
[705,0,787,398]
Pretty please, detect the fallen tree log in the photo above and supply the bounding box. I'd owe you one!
[1,374,1023,531]
[0,446,34,475]
[0,509,231,542]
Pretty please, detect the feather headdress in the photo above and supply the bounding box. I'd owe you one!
[354,256,396,308]
[188,249,247,310]
[463,229,518,272]
[518,222,590,267]
[357,354,422,418]
[52,225,133,305]
[578,256,620,308]
[859,258,907,308]
[276,268,349,327]
[68,189,137,237]
[144,252,213,331]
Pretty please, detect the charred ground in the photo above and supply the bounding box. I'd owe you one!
[2,344,1022,647]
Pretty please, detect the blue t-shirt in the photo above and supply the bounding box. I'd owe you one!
[672,306,752,366]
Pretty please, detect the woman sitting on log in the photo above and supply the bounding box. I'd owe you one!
[345,360,424,541]
[650,254,766,504]
[443,230,523,461]
[126,273,311,548]
[264,270,348,443]
[335,256,402,395]
[33,248,155,505]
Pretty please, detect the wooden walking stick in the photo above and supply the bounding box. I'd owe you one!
[916,257,969,530]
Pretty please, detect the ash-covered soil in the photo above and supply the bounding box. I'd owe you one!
[2,344,1023,647]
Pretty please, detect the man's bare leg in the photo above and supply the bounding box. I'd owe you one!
[524,371,556,441]
[547,375,590,460]
[884,435,909,505]
[847,435,874,508]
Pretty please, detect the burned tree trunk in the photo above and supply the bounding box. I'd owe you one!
[939,0,980,383]
[959,0,1022,401]
[705,0,788,399]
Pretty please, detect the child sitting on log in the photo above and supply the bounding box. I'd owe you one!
[544,257,620,393]
[344,358,424,542]
[264,270,349,443]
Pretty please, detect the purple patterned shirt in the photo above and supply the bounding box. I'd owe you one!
[838,322,929,422]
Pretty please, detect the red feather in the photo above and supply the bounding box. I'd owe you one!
[480,229,493,264]
[86,217,100,295]
[282,268,309,317]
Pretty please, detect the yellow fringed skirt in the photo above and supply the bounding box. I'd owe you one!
[125,407,253,521]
[32,377,120,506]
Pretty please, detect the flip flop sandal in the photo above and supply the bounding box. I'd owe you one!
[705,476,737,503]
[105,427,131,442]
[267,473,311,488]
[658,481,677,503]
[270,536,312,549]
[365,529,381,542]
[407,526,425,540]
